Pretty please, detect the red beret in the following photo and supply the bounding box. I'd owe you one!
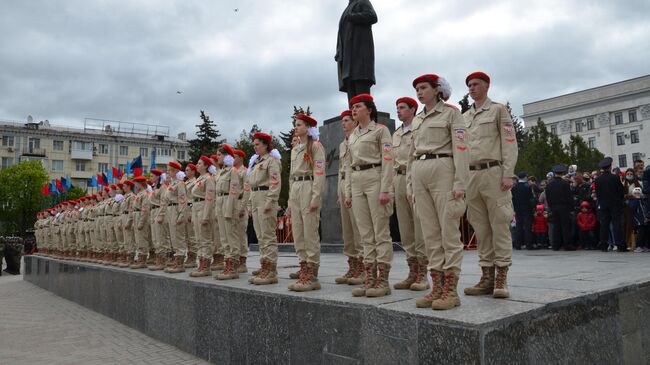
[199,155,213,166]
[253,132,272,143]
[110,184,117,189]
[396,97,418,110]
[61,201,68,205]
[151,169,164,176]
[349,93,374,107]
[210,154,218,160]
[123,180,134,187]
[134,176,147,184]
[295,113,317,127]
[220,143,235,157]
[234,149,246,159]
[340,110,352,118]
[186,163,197,171]
[92,194,98,198]
[117,182,124,188]
[104,187,110,192]
[412,74,439,88]
[168,161,182,170]
[465,71,490,86]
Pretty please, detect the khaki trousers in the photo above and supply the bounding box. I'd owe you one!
[394,174,426,260]
[216,196,240,259]
[338,177,362,258]
[212,213,223,255]
[134,213,152,252]
[237,210,249,257]
[192,201,213,259]
[289,180,321,265]
[106,216,118,252]
[251,191,278,263]
[467,166,513,268]
[150,207,165,254]
[122,216,136,254]
[167,205,187,256]
[412,159,465,274]
[350,167,393,265]
[185,207,196,254]
[114,218,123,251]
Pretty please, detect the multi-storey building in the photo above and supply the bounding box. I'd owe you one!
[0,117,189,188]
[522,75,650,169]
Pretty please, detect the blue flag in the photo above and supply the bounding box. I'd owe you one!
[102,172,109,186]
[89,175,97,187]
[60,177,68,192]
[150,150,156,170]
[126,161,132,174]
[107,169,113,182]
[65,175,71,190]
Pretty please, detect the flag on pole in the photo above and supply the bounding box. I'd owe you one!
[102,173,109,186]
[41,184,49,195]
[97,174,103,186]
[150,149,156,170]
[91,175,98,187]
[56,179,63,192]
[107,168,113,182]
[65,175,71,190]
[112,167,122,180]
[126,161,132,174]
[131,155,143,177]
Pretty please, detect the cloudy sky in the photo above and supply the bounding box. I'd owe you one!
[1,0,648,142]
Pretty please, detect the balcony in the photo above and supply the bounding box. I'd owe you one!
[156,155,173,165]
[22,146,47,157]
[70,170,93,179]
[71,148,93,160]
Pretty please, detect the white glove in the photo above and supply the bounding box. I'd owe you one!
[176,171,186,180]
[114,193,124,202]
[147,185,153,193]
[270,149,281,161]
[224,155,234,167]
[208,165,217,175]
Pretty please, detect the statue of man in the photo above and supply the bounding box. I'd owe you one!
[335,0,378,101]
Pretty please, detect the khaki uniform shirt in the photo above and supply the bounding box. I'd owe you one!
[463,97,518,178]
[134,190,151,229]
[190,173,215,222]
[185,178,197,220]
[236,167,250,215]
[123,193,136,229]
[338,138,352,198]
[346,121,394,196]
[247,154,282,210]
[166,178,189,222]
[407,101,470,193]
[290,141,326,204]
[215,166,241,219]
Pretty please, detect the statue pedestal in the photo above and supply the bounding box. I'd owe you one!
[318,111,395,244]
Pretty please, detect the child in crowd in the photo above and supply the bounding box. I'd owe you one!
[531,204,548,249]
[628,187,649,253]
[576,201,597,250]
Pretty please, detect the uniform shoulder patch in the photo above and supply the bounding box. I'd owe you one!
[445,103,460,110]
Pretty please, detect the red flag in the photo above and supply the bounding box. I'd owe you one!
[55,179,62,191]
[41,184,49,195]
[112,167,122,180]
[97,174,103,186]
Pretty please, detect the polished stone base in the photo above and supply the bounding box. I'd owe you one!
[23,251,650,364]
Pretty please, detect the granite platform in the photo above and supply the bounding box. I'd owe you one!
[23,250,650,364]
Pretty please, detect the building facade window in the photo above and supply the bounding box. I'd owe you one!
[177,150,186,160]
[629,110,637,123]
[98,144,109,154]
[119,145,128,156]
[53,140,64,151]
[575,120,583,132]
[140,147,148,157]
[615,112,623,125]
[75,161,86,172]
[157,147,171,156]
[631,130,640,144]
[1,157,14,168]
[550,124,557,135]
[72,141,91,150]
[2,135,14,147]
[632,152,642,163]
[588,137,596,149]
[28,137,41,149]
[619,154,627,168]
[98,163,109,172]
[118,164,125,172]
[52,160,64,171]
[616,132,625,145]
[586,118,594,130]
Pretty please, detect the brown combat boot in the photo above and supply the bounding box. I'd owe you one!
[253,260,278,285]
[183,252,197,268]
[216,258,240,280]
[249,259,266,283]
[493,266,510,298]
[348,257,366,285]
[289,261,306,279]
[189,257,212,277]
[146,250,156,266]
[431,271,460,310]
[366,263,391,297]
[291,263,321,292]
[129,254,147,269]
[210,254,225,271]
[410,258,430,291]
[287,261,307,290]
[335,257,356,284]
[118,253,130,268]
[238,256,248,273]
[464,266,495,296]
[110,252,120,266]
[166,256,186,273]
[415,270,443,308]
[393,257,418,289]
[148,254,165,271]
[352,262,376,297]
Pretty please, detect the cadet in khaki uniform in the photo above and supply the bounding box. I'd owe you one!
[462,72,518,299]
[147,170,167,270]
[121,181,137,267]
[213,144,243,280]
[76,198,87,260]
[407,74,469,310]
[184,163,198,267]
[131,176,152,269]
[156,174,172,267]
[248,132,282,285]
[189,156,217,277]
[287,114,326,292]
[101,187,117,265]
[94,190,108,263]
[107,185,121,265]
[345,94,395,298]
[165,161,191,273]
[233,150,250,273]
[110,188,124,265]
[393,97,429,292]
[209,154,224,271]
[335,110,364,285]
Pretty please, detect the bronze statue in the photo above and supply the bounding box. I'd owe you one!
[335,0,377,101]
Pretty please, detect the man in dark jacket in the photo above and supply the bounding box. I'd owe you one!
[545,164,575,250]
[512,171,535,249]
[595,157,627,252]
[336,0,377,100]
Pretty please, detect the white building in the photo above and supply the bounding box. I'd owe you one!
[522,75,650,169]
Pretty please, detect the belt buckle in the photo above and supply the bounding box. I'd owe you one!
[419,154,426,160]
[354,166,361,171]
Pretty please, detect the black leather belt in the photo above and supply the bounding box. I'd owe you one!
[353,163,380,171]
[470,160,501,171]
[252,186,269,191]
[293,176,313,181]
[417,153,451,160]
[238,194,243,200]
[217,192,229,197]
[167,203,178,206]
[134,208,141,212]
[188,203,193,207]
[194,198,205,202]
[396,169,406,175]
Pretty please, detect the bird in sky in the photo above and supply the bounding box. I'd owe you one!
[176,91,182,94]
[234,8,239,12]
